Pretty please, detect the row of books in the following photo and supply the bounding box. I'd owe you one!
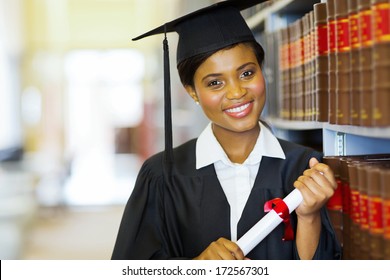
[324,154,390,259]
[278,0,390,127]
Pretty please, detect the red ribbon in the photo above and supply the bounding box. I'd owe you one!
[264,198,294,241]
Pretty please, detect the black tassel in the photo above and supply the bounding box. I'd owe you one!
[163,27,173,169]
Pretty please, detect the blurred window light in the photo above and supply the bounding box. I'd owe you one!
[21,87,42,126]
[63,49,144,205]
[0,17,22,153]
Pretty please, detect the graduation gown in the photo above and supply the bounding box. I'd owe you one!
[111,138,341,260]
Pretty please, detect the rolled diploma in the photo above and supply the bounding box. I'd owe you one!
[236,189,303,256]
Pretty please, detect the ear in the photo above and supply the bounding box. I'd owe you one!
[185,85,199,103]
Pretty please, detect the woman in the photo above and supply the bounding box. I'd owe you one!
[112,0,341,260]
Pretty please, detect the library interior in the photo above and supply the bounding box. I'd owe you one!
[0,0,389,260]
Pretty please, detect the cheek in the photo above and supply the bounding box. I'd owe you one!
[250,76,266,97]
[198,90,222,110]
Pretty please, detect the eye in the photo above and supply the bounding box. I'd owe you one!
[240,70,254,79]
[207,80,223,88]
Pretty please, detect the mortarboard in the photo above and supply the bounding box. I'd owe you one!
[132,0,268,173]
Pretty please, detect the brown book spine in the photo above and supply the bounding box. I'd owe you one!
[314,2,329,122]
[335,0,352,125]
[349,0,361,125]
[367,166,385,259]
[357,163,370,259]
[358,0,374,126]
[307,12,315,121]
[340,157,355,259]
[327,0,337,124]
[279,27,290,120]
[287,24,294,120]
[310,11,317,121]
[372,0,390,126]
[347,161,361,259]
[297,18,305,121]
[303,14,311,121]
[290,21,298,120]
[381,168,390,259]
[324,156,344,250]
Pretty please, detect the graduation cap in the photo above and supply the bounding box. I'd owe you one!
[132,0,267,171]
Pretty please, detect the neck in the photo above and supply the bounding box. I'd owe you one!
[212,123,260,164]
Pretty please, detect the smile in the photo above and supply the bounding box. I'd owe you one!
[223,101,254,118]
[225,103,251,113]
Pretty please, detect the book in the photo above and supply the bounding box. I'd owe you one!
[380,168,390,259]
[327,0,337,124]
[349,0,361,125]
[314,2,329,122]
[350,159,390,259]
[372,0,390,126]
[296,18,305,121]
[279,27,291,120]
[303,13,313,121]
[309,11,316,121]
[367,166,386,259]
[358,0,374,126]
[323,156,344,251]
[335,0,352,125]
[324,154,390,259]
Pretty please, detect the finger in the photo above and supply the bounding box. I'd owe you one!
[309,157,319,168]
[294,175,323,198]
[309,163,337,190]
[219,238,245,260]
[228,244,245,260]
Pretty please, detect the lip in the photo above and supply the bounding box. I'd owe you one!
[223,101,254,118]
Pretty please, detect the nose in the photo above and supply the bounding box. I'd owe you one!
[226,79,247,100]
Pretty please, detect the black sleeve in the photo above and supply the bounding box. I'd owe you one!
[111,158,170,260]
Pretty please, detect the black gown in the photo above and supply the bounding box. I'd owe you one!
[111,138,341,260]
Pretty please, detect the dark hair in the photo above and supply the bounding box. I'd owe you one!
[177,41,265,88]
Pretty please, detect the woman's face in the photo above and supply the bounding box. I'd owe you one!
[186,43,266,135]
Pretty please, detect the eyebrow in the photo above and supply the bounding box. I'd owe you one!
[201,62,257,83]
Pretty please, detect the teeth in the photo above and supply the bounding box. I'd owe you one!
[226,103,250,113]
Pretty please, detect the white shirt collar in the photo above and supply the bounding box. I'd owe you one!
[196,121,285,169]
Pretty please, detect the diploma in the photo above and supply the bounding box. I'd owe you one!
[236,189,303,256]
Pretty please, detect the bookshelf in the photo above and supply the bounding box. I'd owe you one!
[249,0,390,157]
[249,0,390,260]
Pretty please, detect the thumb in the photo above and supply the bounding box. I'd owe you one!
[309,157,319,168]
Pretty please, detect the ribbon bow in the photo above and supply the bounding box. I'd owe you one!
[264,198,294,241]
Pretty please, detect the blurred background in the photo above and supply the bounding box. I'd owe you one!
[0,0,214,259]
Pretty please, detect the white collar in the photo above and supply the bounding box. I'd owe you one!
[196,121,285,169]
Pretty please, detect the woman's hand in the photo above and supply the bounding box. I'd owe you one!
[294,157,337,219]
[193,237,245,260]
